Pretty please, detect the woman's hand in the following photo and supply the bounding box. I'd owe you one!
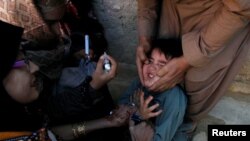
[90,55,117,89]
[148,56,190,92]
[106,105,131,127]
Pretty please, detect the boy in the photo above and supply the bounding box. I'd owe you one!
[119,38,187,141]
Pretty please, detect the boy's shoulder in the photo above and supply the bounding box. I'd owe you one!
[158,85,186,99]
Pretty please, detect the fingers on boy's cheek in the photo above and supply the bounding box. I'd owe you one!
[152,76,160,84]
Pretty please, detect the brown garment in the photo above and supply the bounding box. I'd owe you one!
[34,0,67,20]
[138,0,250,123]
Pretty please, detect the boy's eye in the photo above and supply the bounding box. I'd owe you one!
[158,64,165,68]
[157,62,167,68]
[144,59,151,65]
[159,62,166,66]
[148,59,154,64]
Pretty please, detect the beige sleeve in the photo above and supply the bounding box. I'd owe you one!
[182,0,250,67]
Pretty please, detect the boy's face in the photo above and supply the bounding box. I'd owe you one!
[142,48,170,89]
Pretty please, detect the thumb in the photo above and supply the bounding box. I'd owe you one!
[139,51,147,62]
[96,55,104,71]
[157,65,169,77]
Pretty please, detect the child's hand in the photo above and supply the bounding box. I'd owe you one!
[137,89,162,120]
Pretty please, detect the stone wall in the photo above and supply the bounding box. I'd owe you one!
[230,53,250,94]
[93,0,138,64]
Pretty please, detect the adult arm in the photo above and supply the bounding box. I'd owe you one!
[136,0,160,85]
[51,105,131,140]
[137,0,159,38]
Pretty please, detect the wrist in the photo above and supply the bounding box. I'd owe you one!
[90,79,99,90]
[90,75,104,90]
[139,36,151,52]
[131,112,144,125]
[180,56,191,70]
[79,76,103,102]
[104,116,118,128]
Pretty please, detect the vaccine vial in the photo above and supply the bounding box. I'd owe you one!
[103,52,111,72]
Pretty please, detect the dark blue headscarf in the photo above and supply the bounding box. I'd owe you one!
[0,20,24,92]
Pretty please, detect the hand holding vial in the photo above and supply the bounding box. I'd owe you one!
[90,53,117,89]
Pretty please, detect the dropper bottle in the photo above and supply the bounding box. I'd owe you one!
[103,52,111,72]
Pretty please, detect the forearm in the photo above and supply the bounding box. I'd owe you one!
[51,118,113,140]
[138,36,151,51]
[77,76,104,104]
[47,77,104,120]
[137,0,159,38]
[84,118,114,133]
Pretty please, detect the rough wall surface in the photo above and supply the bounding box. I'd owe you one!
[93,0,138,64]
[230,52,250,94]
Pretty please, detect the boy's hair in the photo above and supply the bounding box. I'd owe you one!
[147,38,183,59]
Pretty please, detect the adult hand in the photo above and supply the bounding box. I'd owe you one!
[106,105,131,127]
[129,120,154,141]
[136,37,151,86]
[137,89,162,120]
[148,56,190,92]
[90,55,117,89]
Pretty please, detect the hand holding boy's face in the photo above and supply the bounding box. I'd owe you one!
[142,48,170,89]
